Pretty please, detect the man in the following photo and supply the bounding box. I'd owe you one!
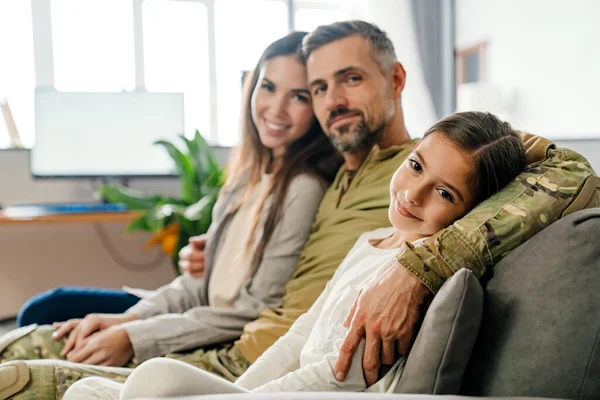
[239,21,596,386]
[0,21,595,399]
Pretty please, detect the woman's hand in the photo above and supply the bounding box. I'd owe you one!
[52,319,81,340]
[334,261,433,385]
[54,313,138,357]
[65,325,134,366]
[178,235,207,278]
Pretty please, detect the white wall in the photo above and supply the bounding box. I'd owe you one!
[366,0,438,137]
[555,139,600,173]
[456,0,600,140]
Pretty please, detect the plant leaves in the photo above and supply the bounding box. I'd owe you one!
[98,185,162,210]
[125,215,150,233]
[183,194,217,221]
[180,134,203,196]
[154,140,199,203]
[196,130,222,180]
[105,130,224,271]
[188,130,221,186]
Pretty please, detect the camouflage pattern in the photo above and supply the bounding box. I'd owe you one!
[5,360,131,400]
[0,325,248,399]
[3,326,73,364]
[398,139,599,293]
[165,343,250,382]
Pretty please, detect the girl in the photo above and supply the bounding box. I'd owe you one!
[64,111,527,398]
[1,31,341,370]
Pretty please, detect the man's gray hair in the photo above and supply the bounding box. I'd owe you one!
[301,20,397,74]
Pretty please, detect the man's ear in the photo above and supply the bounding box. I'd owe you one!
[391,62,407,98]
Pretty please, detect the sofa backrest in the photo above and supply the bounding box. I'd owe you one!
[461,208,600,400]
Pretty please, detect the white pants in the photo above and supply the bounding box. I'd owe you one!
[63,358,249,400]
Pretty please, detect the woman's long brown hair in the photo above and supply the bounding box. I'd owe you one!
[223,31,342,269]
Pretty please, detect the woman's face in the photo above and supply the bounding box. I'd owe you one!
[251,55,315,157]
[388,132,477,240]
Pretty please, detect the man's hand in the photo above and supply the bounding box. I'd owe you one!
[335,261,433,385]
[178,235,207,278]
[65,325,134,366]
[54,313,138,357]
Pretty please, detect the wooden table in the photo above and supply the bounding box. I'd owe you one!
[0,209,173,320]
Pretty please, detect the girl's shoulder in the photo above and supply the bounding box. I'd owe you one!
[359,226,396,243]
[347,226,396,253]
[340,226,397,265]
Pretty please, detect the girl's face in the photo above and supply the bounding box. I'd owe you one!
[251,55,315,157]
[388,132,477,240]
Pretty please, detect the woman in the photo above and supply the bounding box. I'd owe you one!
[0,31,342,371]
[63,111,527,398]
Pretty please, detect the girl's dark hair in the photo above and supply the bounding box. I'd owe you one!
[225,31,343,269]
[424,111,527,204]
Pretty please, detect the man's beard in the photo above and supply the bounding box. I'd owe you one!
[328,116,385,153]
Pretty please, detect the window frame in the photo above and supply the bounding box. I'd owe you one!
[32,0,298,146]
[19,0,352,148]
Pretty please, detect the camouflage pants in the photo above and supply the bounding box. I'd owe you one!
[0,325,250,399]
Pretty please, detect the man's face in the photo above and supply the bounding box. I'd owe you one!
[306,35,396,153]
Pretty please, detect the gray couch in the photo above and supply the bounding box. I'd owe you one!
[142,208,600,400]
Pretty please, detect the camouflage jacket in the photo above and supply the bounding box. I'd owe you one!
[399,132,600,292]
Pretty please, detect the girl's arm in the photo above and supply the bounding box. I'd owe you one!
[234,279,331,390]
[250,336,370,393]
[238,230,383,391]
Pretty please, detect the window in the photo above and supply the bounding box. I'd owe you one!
[215,0,288,146]
[0,0,35,148]
[294,8,351,33]
[50,0,136,92]
[142,0,210,139]
[2,0,363,149]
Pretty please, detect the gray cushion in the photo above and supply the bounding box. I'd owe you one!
[394,268,484,394]
[461,208,600,399]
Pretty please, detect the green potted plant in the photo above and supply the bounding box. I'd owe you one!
[98,130,224,272]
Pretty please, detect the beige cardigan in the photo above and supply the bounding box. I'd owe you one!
[120,173,327,363]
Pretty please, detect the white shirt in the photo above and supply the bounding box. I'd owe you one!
[237,227,423,393]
